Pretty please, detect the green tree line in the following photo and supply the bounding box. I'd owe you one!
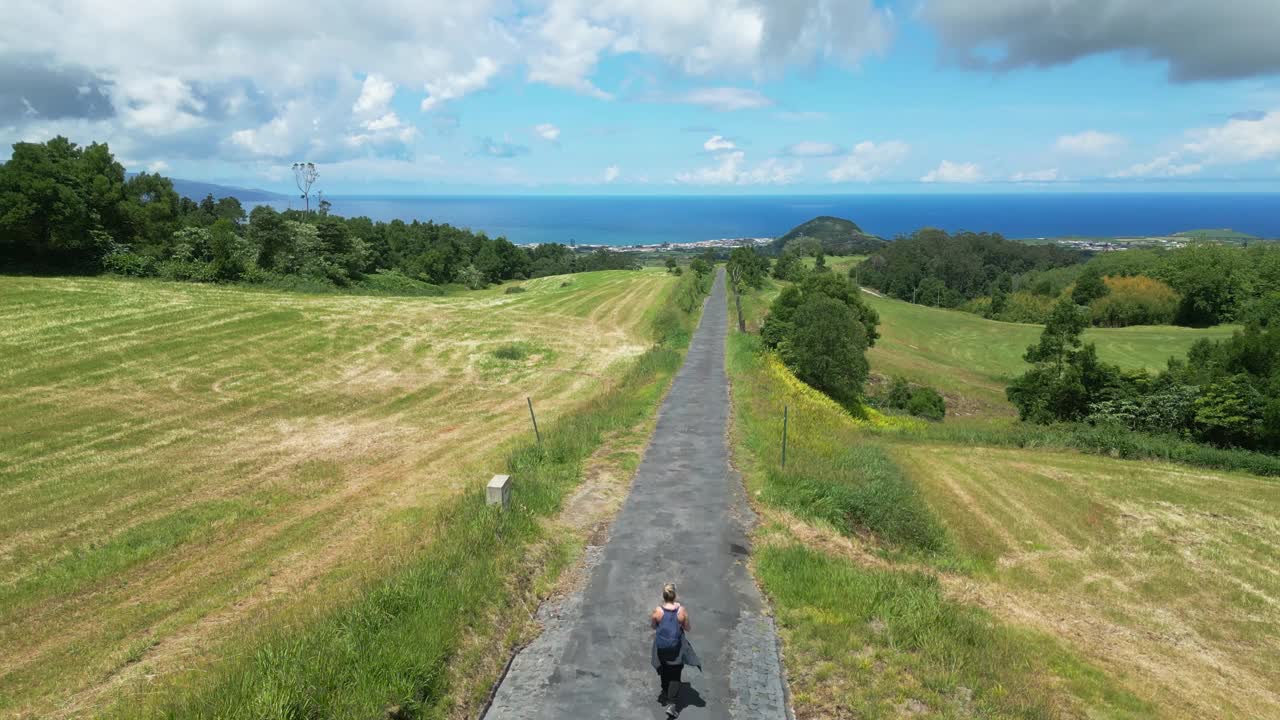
[0,137,639,290]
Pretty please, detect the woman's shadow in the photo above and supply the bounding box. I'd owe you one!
[666,684,706,717]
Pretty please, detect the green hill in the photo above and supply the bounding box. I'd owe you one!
[771,215,886,256]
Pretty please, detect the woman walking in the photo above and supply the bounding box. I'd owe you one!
[650,583,700,717]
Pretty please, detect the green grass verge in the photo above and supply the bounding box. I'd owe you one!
[756,543,1152,720]
[118,272,709,719]
[727,327,945,555]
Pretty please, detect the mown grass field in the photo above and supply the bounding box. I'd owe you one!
[894,444,1280,719]
[0,269,674,717]
[727,274,1278,719]
[862,292,1237,414]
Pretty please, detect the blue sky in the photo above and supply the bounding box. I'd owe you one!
[2,0,1278,194]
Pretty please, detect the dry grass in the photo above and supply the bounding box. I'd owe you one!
[895,444,1280,719]
[0,270,672,718]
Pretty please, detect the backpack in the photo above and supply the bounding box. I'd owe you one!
[655,606,683,652]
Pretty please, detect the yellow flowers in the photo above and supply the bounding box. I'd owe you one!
[764,354,921,431]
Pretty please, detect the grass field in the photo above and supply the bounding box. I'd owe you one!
[0,270,674,717]
[862,292,1236,414]
[896,444,1280,718]
[727,276,1278,720]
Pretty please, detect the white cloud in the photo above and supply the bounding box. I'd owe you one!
[828,140,909,181]
[676,149,800,185]
[147,160,170,173]
[1010,168,1059,182]
[785,140,843,157]
[535,123,562,141]
[1184,110,1280,164]
[526,0,892,95]
[1109,154,1202,178]
[230,114,293,158]
[421,56,500,111]
[1055,131,1125,156]
[352,74,396,116]
[112,75,207,134]
[346,111,418,148]
[604,164,621,182]
[921,160,983,183]
[675,87,773,111]
[704,135,736,151]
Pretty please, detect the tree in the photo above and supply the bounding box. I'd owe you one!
[773,252,804,282]
[813,250,828,273]
[690,258,712,277]
[727,246,768,332]
[781,295,870,408]
[665,257,678,273]
[292,162,319,213]
[1159,242,1252,326]
[1007,297,1121,423]
[248,205,290,270]
[1072,265,1109,305]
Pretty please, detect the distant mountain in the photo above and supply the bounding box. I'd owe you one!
[127,173,288,202]
[169,178,288,202]
[770,215,887,256]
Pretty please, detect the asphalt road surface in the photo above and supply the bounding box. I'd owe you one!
[485,269,790,720]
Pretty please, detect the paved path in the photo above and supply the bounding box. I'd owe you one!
[485,270,790,720]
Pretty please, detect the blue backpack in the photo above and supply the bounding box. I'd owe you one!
[656,606,683,652]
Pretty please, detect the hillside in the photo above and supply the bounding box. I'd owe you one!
[861,291,1236,414]
[770,215,887,256]
[0,270,677,716]
[126,173,287,201]
[728,275,1279,719]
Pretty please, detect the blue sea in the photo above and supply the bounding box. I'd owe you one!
[305,194,1280,246]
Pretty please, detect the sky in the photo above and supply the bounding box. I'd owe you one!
[2,0,1279,195]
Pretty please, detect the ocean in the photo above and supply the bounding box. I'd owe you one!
[301,194,1280,246]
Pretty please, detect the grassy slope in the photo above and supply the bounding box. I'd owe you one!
[896,445,1280,718]
[862,292,1236,414]
[727,279,1277,719]
[0,269,676,717]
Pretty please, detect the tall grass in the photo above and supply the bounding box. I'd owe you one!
[121,273,709,719]
[756,543,1151,719]
[728,330,946,554]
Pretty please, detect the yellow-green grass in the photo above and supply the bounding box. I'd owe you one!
[895,444,1280,719]
[0,269,673,717]
[862,292,1237,415]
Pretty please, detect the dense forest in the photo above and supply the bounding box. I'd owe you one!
[0,137,638,292]
[858,227,1280,329]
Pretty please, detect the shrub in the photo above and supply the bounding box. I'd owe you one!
[883,377,946,420]
[998,292,1055,324]
[906,386,946,421]
[887,377,912,409]
[357,269,444,296]
[1089,275,1179,327]
[102,252,154,277]
[491,342,536,360]
[504,285,526,294]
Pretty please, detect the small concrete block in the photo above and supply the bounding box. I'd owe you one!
[487,474,512,509]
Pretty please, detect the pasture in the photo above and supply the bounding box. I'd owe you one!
[0,270,672,716]
[862,292,1237,413]
[897,444,1280,719]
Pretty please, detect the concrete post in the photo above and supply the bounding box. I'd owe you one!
[487,474,512,510]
